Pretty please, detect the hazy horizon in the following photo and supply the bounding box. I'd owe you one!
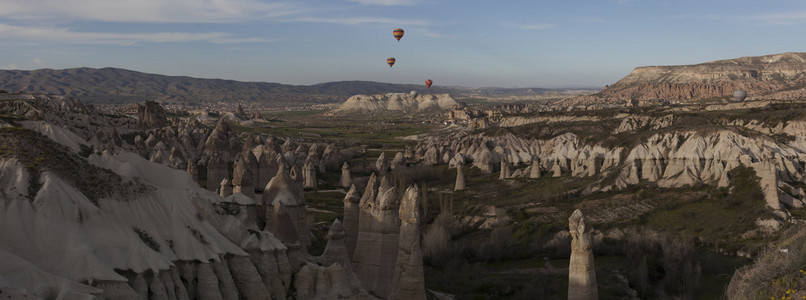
[2,0,806,88]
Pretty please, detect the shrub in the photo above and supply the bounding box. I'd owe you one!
[476,226,513,262]
[422,222,454,268]
[622,228,701,298]
[726,225,806,299]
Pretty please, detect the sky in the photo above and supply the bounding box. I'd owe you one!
[1,0,806,88]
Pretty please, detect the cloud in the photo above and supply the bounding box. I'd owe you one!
[287,16,432,26]
[348,0,419,5]
[0,0,298,23]
[0,23,271,45]
[744,11,806,25]
[672,10,806,26]
[502,22,554,30]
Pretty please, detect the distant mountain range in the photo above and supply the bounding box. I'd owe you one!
[0,67,590,106]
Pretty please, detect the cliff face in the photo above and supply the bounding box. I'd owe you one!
[574,52,806,104]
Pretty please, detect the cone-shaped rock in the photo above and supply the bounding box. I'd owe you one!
[389,185,427,300]
[319,219,348,266]
[530,159,541,179]
[454,164,466,191]
[263,167,309,248]
[376,152,389,175]
[391,152,405,169]
[233,151,257,198]
[219,178,232,197]
[340,162,352,188]
[342,185,361,258]
[204,118,241,161]
[257,151,279,191]
[207,153,228,191]
[303,157,317,189]
[499,156,510,180]
[353,175,401,297]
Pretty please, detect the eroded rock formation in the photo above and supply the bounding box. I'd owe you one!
[135,100,170,129]
[334,93,459,114]
[454,164,466,191]
[352,175,401,297]
[262,167,310,249]
[389,185,427,300]
[568,209,598,300]
[569,52,806,104]
[340,162,352,188]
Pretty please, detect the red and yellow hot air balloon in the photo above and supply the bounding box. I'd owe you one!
[393,28,404,41]
[425,79,433,88]
[387,57,396,67]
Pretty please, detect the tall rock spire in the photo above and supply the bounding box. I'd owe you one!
[568,209,598,300]
[389,185,426,300]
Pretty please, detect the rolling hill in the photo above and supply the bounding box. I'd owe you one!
[0,67,585,106]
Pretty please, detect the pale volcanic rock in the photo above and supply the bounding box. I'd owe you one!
[454,164,466,191]
[257,152,279,191]
[449,153,466,168]
[441,148,453,165]
[298,220,369,300]
[169,146,186,168]
[755,160,783,210]
[473,146,494,174]
[352,175,401,297]
[613,114,676,134]
[262,167,310,248]
[294,262,364,300]
[391,151,405,169]
[318,219,349,267]
[204,118,241,162]
[416,127,801,211]
[303,157,317,189]
[568,209,598,300]
[290,164,301,182]
[342,185,361,258]
[226,256,271,300]
[551,160,563,177]
[340,162,352,188]
[530,159,541,178]
[499,156,510,180]
[423,146,439,166]
[334,93,459,114]
[376,152,389,175]
[232,152,257,198]
[497,115,601,128]
[389,185,427,300]
[570,52,806,104]
[220,178,233,198]
[135,100,170,129]
[0,148,306,299]
[207,153,228,191]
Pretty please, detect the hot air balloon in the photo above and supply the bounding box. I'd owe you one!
[387,57,396,67]
[393,28,404,41]
[425,79,433,88]
[733,90,747,102]
[410,90,418,97]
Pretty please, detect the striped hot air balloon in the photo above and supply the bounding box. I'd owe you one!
[387,57,396,67]
[425,79,433,88]
[393,28,404,41]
